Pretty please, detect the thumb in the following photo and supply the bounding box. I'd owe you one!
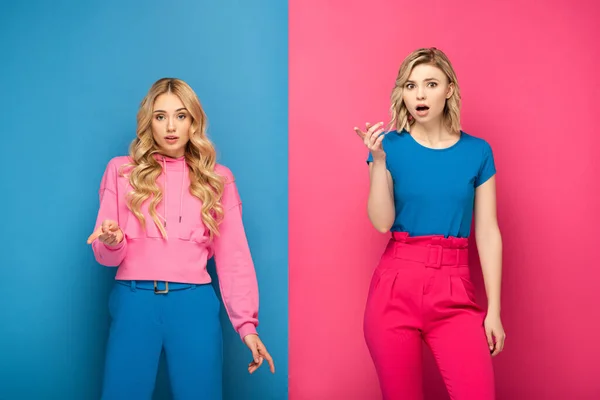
[247,341,260,364]
[486,329,494,351]
[103,220,119,232]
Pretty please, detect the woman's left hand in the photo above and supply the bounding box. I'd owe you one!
[484,313,506,357]
[243,334,275,374]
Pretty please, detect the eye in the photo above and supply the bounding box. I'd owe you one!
[405,83,415,89]
[177,113,187,120]
[155,115,165,121]
[428,82,438,87]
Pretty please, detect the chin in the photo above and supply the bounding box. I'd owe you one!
[416,113,443,124]
[159,145,185,157]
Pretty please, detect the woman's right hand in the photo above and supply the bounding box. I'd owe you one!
[87,220,123,246]
[354,121,386,162]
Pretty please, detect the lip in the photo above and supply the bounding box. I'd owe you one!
[164,136,179,140]
[415,106,430,118]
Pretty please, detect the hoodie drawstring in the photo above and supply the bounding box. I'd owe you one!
[159,156,186,237]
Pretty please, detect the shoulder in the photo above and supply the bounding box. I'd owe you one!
[214,164,242,206]
[459,131,494,155]
[97,156,133,188]
[105,155,133,169]
[214,163,236,185]
[460,131,492,148]
[99,156,134,178]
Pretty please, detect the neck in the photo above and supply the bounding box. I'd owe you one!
[158,150,185,159]
[410,118,456,146]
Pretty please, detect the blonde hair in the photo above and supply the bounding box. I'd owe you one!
[389,47,461,134]
[122,77,224,240]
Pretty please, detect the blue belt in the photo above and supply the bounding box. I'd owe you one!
[116,280,198,294]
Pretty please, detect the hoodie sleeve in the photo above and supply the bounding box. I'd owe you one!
[91,159,128,267]
[212,169,259,341]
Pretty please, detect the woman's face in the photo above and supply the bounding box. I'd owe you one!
[151,93,192,158]
[402,63,453,126]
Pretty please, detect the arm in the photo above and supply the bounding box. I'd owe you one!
[474,176,502,316]
[212,175,259,341]
[90,160,127,266]
[361,122,395,233]
[367,160,395,233]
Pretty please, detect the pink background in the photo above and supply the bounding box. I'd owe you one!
[289,0,600,399]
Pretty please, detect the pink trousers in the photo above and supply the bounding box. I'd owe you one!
[363,232,495,400]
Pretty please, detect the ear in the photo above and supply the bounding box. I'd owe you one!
[446,82,454,99]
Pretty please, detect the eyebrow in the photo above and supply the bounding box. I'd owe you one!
[406,78,440,83]
[152,107,188,113]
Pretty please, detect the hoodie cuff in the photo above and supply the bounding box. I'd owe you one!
[103,240,125,251]
[238,322,258,341]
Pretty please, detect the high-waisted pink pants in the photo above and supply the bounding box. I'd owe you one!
[363,232,495,400]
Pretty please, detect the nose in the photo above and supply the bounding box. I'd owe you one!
[167,117,175,132]
[416,86,426,100]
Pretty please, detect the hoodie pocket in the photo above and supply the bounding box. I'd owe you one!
[123,214,163,239]
[177,219,209,244]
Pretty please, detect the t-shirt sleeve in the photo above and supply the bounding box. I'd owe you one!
[475,141,496,187]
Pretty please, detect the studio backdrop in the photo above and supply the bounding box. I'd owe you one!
[289,0,600,399]
[0,1,288,399]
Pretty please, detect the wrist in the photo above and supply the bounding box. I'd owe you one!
[103,239,125,250]
[487,305,501,317]
[371,156,386,165]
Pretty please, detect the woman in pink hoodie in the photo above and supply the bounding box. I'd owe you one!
[87,77,274,400]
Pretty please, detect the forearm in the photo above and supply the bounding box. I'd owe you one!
[91,161,126,267]
[367,159,395,233]
[92,237,127,267]
[213,203,259,341]
[476,226,503,315]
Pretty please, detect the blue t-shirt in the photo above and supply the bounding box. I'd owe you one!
[367,130,496,238]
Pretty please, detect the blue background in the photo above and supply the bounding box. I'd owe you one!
[0,1,288,399]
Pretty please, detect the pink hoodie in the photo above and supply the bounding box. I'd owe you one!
[90,155,259,340]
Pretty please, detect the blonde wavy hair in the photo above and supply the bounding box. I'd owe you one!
[388,47,461,134]
[121,77,224,240]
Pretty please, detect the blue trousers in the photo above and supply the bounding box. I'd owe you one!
[101,280,223,400]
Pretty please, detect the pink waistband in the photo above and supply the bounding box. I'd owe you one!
[389,232,469,268]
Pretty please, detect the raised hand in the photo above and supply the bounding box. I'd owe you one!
[354,121,387,162]
[87,220,123,246]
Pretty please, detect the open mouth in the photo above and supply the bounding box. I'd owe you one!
[416,105,429,112]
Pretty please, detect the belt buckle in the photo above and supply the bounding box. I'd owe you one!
[154,281,169,294]
[425,244,443,268]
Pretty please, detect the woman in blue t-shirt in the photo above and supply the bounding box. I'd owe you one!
[355,47,505,400]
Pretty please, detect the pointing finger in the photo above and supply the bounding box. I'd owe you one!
[86,228,102,244]
[366,121,383,134]
[354,127,365,138]
[261,349,275,373]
